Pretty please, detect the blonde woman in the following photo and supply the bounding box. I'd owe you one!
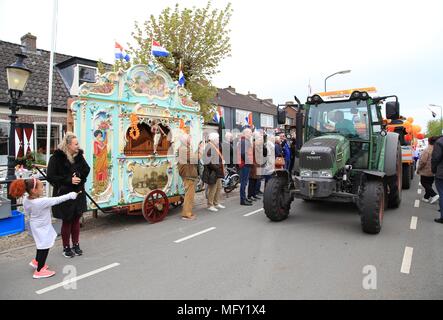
[46,132,91,258]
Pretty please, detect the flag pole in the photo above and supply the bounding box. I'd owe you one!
[45,0,58,195]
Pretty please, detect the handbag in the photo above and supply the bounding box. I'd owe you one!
[275,156,285,169]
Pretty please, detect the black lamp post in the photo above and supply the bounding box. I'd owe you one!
[5,54,32,183]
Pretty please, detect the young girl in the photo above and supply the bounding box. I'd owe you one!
[9,178,79,279]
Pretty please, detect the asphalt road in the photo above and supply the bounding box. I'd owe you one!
[0,177,442,300]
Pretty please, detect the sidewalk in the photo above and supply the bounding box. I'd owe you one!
[0,187,240,254]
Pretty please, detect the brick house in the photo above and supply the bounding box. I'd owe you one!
[0,33,111,166]
[211,86,278,132]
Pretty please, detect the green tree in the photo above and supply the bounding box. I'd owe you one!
[127,1,233,122]
[426,119,443,137]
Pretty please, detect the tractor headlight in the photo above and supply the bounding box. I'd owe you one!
[300,169,312,177]
[320,170,333,178]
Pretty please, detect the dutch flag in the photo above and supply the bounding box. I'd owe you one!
[178,60,185,86]
[115,42,130,62]
[151,40,170,57]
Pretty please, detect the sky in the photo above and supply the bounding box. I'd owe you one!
[1,0,442,132]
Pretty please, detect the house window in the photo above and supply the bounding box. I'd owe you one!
[285,117,295,126]
[0,121,9,167]
[261,114,274,128]
[34,124,62,157]
[79,66,96,86]
[236,109,250,125]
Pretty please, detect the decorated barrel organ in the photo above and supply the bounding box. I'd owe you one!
[70,61,203,222]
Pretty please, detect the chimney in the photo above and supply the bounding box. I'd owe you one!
[21,33,37,51]
[227,85,236,92]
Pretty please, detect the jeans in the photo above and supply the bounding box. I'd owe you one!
[61,215,81,247]
[434,178,443,219]
[240,166,251,202]
[248,178,257,198]
[255,178,262,194]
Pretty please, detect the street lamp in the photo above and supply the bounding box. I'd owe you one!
[324,69,351,92]
[5,53,32,182]
[429,104,442,135]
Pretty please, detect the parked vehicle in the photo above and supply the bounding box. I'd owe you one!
[264,88,403,234]
[222,166,240,193]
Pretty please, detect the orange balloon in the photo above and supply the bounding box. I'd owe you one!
[416,133,425,140]
[407,117,414,123]
[405,134,412,142]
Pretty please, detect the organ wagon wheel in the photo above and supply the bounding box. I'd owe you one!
[142,190,169,223]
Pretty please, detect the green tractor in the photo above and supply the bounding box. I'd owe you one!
[264,88,402,234]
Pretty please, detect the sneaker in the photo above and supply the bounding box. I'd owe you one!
[29,259,48,270]
[63,246,75,258]
[247,197,257,202]
[72,244,83,256]
[208,206,219,212]
[241,201,253,206]
[252,195,261,200]
[216,204,226,209]
[430,195,440,204]
[181,215,196,220]
[33,268,56,279]
[434,218,443,224]
[422,197,430,203]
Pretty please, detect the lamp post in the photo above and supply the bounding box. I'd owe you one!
[5,54,32,183]
[324,69,351,92]
[429,104,442,135]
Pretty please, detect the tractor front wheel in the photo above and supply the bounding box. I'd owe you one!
[358,179,385,234]
[263,176,291,222]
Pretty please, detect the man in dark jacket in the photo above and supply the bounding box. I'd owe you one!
[431,135,443,223]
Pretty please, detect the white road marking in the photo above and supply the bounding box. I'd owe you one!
[417,189,422,195]
[35,263,120,295]
[243,208,264,217]
[174,227,216,243]
[414,200,420,208]
[410,216,418,230]
[401,247,414,274]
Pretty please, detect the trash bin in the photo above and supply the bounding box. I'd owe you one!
[0,210,25,236]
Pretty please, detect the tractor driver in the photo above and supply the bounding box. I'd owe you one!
[333,110,356,135]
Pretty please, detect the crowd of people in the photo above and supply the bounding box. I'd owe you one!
[177,126,296,216]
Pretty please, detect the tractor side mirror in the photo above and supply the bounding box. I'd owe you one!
[277,107,286,125]
[386,101,400,120]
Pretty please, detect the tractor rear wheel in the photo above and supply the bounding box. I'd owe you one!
[402,164,411,189]
[387,143,402,208]
[264,176,291,222]
[358,179,385,234]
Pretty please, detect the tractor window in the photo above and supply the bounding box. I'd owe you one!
[370,104,382,133]
[306,101,369,140]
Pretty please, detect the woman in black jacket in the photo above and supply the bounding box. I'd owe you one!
[47,133,91,257]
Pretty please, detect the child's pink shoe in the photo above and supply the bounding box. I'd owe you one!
[29,259,48,270]
[33,268,56,279]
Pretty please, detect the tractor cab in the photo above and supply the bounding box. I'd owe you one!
[303,87,380,170]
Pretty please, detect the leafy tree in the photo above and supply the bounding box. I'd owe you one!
[426,119,443,137]
[126,1,233,122]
